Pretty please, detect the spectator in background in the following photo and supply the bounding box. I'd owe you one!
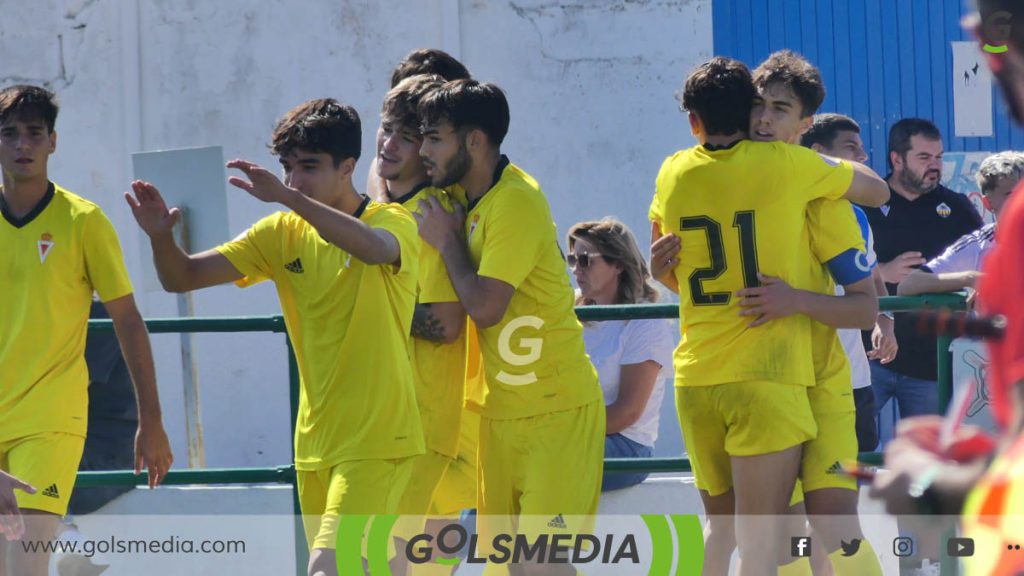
[899,150,1023,298]
[567,219,673,491]
[861,118,983,424]
[801,112,899,452]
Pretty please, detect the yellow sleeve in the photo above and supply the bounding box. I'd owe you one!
[408,192,458,304]
[83,209,134,302]
[215,213,280,287]
[648,156,673,224]
[476,190,548,289]
[371,204,421,277]
[807,198,865,264]
[784,144,855,203]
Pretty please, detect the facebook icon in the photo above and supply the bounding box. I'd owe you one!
[791,537,812,557]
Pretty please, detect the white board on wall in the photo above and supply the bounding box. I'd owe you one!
[952,41,994,137]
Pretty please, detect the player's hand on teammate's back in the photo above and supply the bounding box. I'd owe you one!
[135,422,174,489]
[868,315,899,363]
[0,470,35,540]
[414,195,465,251]
[736,273,803,327]
[649,233,681,283]
[878,251,927,284]
[125,180,182,237]
[226,159,296,205]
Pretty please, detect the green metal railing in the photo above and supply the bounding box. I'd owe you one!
[77,293,966,574]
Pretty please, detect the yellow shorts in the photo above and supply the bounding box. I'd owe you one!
[477,401,604,548]
[429,410,479,516]
[392,450,452,541]
[676,381,817,496]
[802,376,857,492]
[0,433,85,516]
[297,456,414,550]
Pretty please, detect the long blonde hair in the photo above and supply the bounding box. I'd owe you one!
[567,218,660,306]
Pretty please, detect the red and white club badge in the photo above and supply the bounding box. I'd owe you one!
[38,232,54,263]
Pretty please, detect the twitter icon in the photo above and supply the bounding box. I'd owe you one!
[840,539,862,557]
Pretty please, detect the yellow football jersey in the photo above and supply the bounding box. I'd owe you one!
[465,157,602,419]
[649,140,854,388]
[0,183,133,440]
[217,198,425,469]
[806,199,864,390]
[395,183,467,458]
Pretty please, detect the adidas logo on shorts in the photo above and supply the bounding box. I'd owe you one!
[826,461,844,475]
[547,514,567,529]
[42,483,60,499]
[284,258,304,273]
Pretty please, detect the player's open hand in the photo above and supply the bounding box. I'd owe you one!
[868,314,898,363]
[125,180,181,238]
[226,159,297,206]
[0,470,34,541]
[878,251,927,284]
[414,195,465,252]
[736,273,803,327]
[135,422,174,489]
[649,233,681,283]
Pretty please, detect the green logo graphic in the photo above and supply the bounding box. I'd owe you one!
[335,514,705,575]
[983,10,1012,54]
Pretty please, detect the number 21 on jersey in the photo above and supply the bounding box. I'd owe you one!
[679,211,760,305]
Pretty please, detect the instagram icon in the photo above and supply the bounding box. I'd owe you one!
[893,537,914,557]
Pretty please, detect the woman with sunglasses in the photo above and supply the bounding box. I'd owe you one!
[567,218,674,491]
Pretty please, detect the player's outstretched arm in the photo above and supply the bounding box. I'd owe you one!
[103,294,174,489]
[835,158,890,207]
[0,470,34,540]
[414,196,514,328]
[737,273,878,329]
[227,160,401,266]
[897,269,981,296]
[125,181,243,293]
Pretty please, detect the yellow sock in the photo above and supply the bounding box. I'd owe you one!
[777,556,812,576]
[828,540,882,576]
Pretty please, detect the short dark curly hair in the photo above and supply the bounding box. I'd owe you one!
[418,79,509,146]
[752,50,825,117]
[390,48,471,88]
[677,57,755,136]
[270,99,361,166]
[0,84,59,132]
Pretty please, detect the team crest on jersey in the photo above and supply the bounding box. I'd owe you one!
[936,202,952,218]
[38,232,54,263]
[468,214,481,240]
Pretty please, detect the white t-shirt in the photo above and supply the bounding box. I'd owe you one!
[583,318,675,447]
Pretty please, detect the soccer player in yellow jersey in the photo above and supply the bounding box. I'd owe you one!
[416,79,604,576]
[732,52,884,576]
[376,74,470,574]
[367,49,472,204]
[126,99,423,576]
[647,58,888,576]
[0,84,173,576]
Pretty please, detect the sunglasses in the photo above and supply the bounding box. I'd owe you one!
[566,252,604,268]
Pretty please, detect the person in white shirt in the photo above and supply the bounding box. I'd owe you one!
[567,218,674,491]
[899,151,1024,298]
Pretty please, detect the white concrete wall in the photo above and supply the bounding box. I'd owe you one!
[4,0,712,469]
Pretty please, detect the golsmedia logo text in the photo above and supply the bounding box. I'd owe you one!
[406,523,639,565]
[336,514,705,575]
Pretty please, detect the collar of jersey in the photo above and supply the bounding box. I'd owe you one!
[389,181,431,206]
[467,154,510,212]
[0,181,55,228]
[701,139,743,152]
